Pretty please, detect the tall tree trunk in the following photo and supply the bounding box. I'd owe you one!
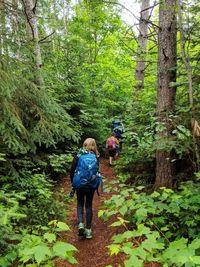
[13,0,21,59]
[135,0,150,91]
[22,0,43,86]
[177,0,200,171]
[0,1,8,56]
[155,0,177,188]
[63,0,69,34]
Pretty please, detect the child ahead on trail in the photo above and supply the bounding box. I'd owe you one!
[70,138,101,239]
[106,132,119,166]
[112,118,125,151]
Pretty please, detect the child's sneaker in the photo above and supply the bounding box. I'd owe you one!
[78,223,85,237]
[85,228,92,239]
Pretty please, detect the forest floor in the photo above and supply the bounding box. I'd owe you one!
[55,158,160,267]
[55,158,125,267]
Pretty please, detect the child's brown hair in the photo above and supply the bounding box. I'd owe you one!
[83,138,99,157]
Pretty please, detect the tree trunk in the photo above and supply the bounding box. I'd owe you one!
[22,0,43,86]
[155,0,177,188]
[177,0,200,171]
[63,0,69,34]
[13,0,21,59]
[0,1,8,56]
[135,0,150,91]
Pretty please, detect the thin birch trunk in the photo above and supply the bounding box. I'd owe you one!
[22,0,44,86]
[63,0,69,35]
[135,0,150,91]
[13,0,21,59]
[177,0,200,170]
[0,1,8,56]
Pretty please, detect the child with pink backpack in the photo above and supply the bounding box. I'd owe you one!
[106,132,119,166]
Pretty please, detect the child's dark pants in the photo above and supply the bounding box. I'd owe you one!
[76,189,95,229]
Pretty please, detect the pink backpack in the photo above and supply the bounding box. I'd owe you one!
[106,138,116,150]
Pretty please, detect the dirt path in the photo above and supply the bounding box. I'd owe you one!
[56,158,124,267]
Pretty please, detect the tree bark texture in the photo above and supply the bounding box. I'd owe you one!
[12,0,21,59]
[155,0,177,188]
[0,1,8,56]
[177,0,200,170]
[63,0,69,34]
[22,0,43,86]
[135,0,150,91]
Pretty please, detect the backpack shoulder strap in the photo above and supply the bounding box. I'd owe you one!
[96,188,100,196]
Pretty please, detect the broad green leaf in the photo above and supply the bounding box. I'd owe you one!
[151,191,160,198]
[108,244,121,255]
[48,220,57,226]
[160,226,169,232]
[32,245,52,265]
[64,251,78,264]
[123,242,134,248]
[114,197,125,207]
[142,234,164,251]
[119,205,128,215]
[121,231,134,239]
[53,241,77,258]
[133,224,151,237]
[189,238,200,250]
[124,255,143,267]
[112,233,125,243]
[0,257,9,267]
[4,251,17,262]
[43,233,56,243]
[191,256,200,264]
[19,252,33,264]
[98,210,105,217]
[56,222,70,231]
[118,217,129,224]
[122,246,133,255]
[110,221,123,227]
[135,208,147,222]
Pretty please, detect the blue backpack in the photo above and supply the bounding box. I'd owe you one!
[112,119,124,139]
[72,153,101,190]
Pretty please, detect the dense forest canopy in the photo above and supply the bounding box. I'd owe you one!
[1,0,200,266]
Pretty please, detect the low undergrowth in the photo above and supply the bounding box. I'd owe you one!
[0,153,77,266]
[99,174,200,267]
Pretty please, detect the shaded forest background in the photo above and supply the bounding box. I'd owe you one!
[1,0,200,266]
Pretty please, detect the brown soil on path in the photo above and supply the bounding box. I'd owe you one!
[56,158,124,267]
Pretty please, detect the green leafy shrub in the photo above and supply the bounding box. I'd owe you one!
[0,156,74,266]
[0,220,77,267]
[99,176,200,266]
[0,151,73,227]
[13,172,66,227]
[0,190,26,254]
[1,170,67,230]
[48,153,73,180]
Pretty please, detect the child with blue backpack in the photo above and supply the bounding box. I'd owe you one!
[70,138,101,239]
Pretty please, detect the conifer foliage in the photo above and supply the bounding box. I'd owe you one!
[0,0,200,265]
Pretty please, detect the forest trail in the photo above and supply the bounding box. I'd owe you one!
[56,158,124,267]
